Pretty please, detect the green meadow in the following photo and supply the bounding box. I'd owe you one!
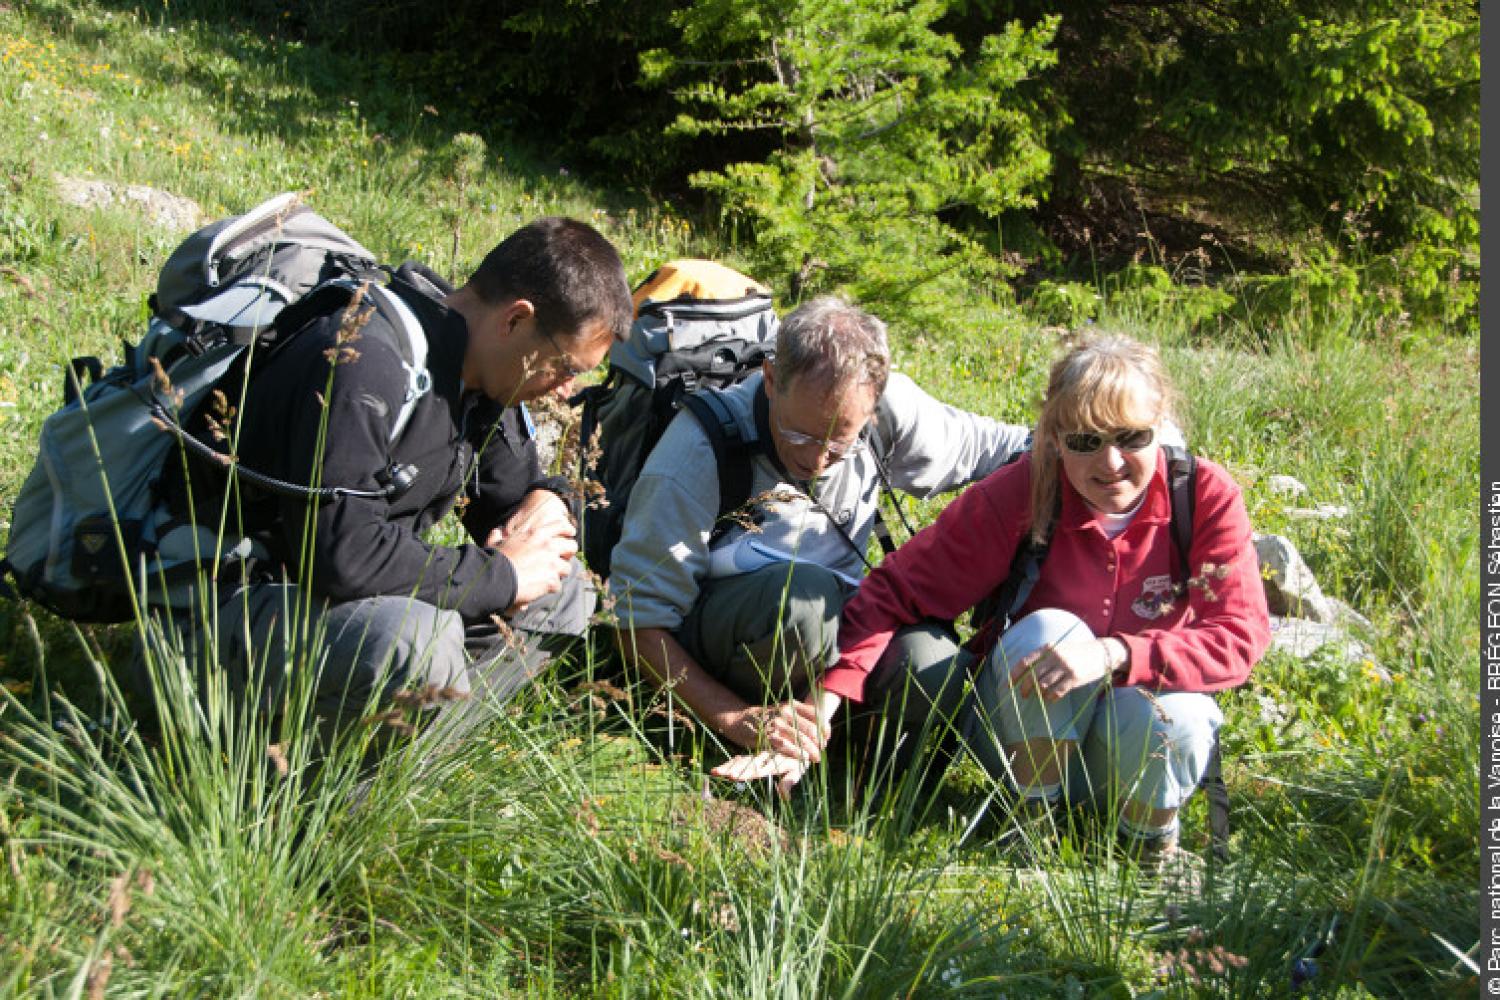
[0,3,1478,996]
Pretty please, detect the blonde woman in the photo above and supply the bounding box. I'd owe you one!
[821,334,1271,862]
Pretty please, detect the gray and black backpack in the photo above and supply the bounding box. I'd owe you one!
[574,260,779,577]
[1,192,430,622]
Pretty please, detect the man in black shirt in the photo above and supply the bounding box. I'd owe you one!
[157,217,631,749]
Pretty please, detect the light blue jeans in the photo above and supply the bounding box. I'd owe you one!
[965,609,1222,813]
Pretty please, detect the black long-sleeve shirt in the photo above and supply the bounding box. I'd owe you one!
[200,264,563,622]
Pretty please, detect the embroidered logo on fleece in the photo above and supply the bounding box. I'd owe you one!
[356,392,389,419]
[1131,574,1176,620]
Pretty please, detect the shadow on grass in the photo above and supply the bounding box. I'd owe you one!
[30,0,640,211]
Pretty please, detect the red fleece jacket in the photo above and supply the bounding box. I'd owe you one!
[824,451,1271,703]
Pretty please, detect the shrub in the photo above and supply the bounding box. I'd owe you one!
[1228,255,1363,343]
[1098,264,1234,335]
[1024,279,1098,327]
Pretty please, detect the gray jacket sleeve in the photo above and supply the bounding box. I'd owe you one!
[605,412,722,632]
[874,372,1032,498]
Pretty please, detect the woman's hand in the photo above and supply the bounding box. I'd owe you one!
[725,699,829,759]
[710,690,840,797]
[1010,637,1125,701]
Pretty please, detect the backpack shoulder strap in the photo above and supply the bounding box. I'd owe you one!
[966,447,1041,633]
[366,282,431,442]
[680,390,755,525]
[286,276,432,444]
[1162,444,1197,583]
[970,526,1051,639]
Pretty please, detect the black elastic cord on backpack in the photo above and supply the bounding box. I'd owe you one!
[862,419,915,550]
[148,399,414,502]
[640,294,774,326]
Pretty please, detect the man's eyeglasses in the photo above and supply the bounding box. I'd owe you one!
[775,417,866,459]
[538,327,592,380]
[1061,427,1156,455]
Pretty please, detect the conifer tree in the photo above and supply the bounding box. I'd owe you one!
[643,0,1057,325]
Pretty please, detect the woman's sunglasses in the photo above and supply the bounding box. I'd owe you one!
[1061,427,1156,455]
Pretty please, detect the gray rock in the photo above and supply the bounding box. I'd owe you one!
[524,395,576,473]
[1267,616,1383,677]
[1253,533,1337,623]
[1267,474,1308,497]
[532,411,565,470]
[1286,503,1349,521]
[1323,597,1374,634]
[54,176,202,232]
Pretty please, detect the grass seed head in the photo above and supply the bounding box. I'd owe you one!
[85,951,112,1000]
[148,355,172,395]
[361,709,415,736]
[391,684,469,709]
[107,871,131,928]
[647,703,697,731]
[575,678,630,703]
[266,742,289,777]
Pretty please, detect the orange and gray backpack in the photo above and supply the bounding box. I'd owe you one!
[573,260,779,578]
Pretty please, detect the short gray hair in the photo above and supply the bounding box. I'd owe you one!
[775,296,890,395]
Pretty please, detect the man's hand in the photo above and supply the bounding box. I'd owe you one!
[1010,638,1121,701]
[483,489,577,612]
[710,690,841,798]
[486,488,573,546]
[620,628,843,795]
[711,751,810,800]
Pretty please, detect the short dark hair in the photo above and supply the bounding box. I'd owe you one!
[467,217,632,343]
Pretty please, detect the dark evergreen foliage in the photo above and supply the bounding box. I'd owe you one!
[202,0,1478,335]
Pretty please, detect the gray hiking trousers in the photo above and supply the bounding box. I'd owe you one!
[131,559,594,747]
[674,563,971,765]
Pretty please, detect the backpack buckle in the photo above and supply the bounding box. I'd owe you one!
[405,365,432,403]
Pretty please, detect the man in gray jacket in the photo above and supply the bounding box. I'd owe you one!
[608,297,1031,781]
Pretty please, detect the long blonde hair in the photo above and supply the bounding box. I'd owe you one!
[1028,334,1179,544]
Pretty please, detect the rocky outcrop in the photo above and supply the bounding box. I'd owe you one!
[54,177,202,232]
[1254,531,1378,672]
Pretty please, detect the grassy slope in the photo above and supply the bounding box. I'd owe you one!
[0,2,1479,996]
